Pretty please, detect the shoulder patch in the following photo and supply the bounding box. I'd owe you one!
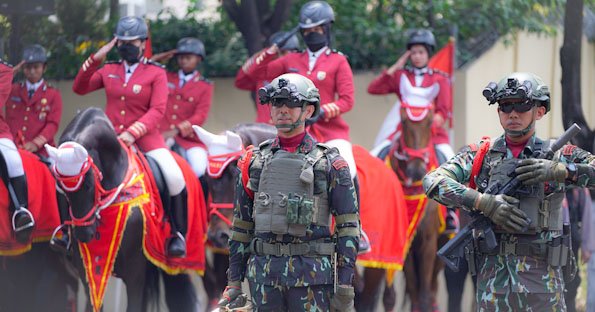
[0,58,13,67]
[562,144,577,156]
[146,60,166,69]
[105,60,122,65]
[332,159,349,171]
[433,69,449,78]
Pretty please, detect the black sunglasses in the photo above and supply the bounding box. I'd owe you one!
[498,102,534,114]
[271,97,303,109]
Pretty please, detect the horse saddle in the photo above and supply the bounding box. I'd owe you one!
[143,154,171,214]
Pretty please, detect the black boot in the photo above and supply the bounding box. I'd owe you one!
[50,191,72,254]
[167,188,188,258]
[9,175,34,243]
[444,207,459,234]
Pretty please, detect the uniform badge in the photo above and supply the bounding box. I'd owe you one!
[317,71,326,81]
[41,98,47,105]
[167,82,176,89]
[10,96,21,102]
[39,112,47,120]
[133,84,142,94]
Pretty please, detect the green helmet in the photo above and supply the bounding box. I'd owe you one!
[482,72,551,113]
[258,73,320,117]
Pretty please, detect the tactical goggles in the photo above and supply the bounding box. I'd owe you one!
[271,97,304,109]
[498,101,535,114]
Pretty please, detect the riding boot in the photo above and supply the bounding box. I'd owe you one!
[353,177,371,254]
[199,175,209,206]
[9,175,34,243]
[50,190,72,254]
[167,187,188,257]
[444,207,459,234]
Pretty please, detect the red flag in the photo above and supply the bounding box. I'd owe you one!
[428,37,455,77]
[144,21,153,59]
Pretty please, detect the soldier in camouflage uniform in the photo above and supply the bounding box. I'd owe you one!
[424,72,595,311]
[218,73,360,311]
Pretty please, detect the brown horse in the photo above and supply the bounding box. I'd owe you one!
[387,105,445,312]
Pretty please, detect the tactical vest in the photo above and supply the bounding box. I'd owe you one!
[476,139,565,234]
[248,141,331,237]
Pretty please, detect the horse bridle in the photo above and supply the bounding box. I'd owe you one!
[207,150,245,227]
[53,156,125,227]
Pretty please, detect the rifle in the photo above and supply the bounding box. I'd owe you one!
[437,123,581,273]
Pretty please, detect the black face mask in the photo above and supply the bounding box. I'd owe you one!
[118,43,140,64]
[303,32,327,52]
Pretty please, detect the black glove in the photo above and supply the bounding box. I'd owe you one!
[514,159,567,185]
[476,194,530,232]
[218,281,243,308]
[330,285,355,312]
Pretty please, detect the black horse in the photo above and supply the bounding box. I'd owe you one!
[0,150,79,311]
[53,107,197,312]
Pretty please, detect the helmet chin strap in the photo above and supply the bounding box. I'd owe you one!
[275,103,307,132]
[504,111,536,138]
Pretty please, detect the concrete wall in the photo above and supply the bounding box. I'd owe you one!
[49,31,595,152]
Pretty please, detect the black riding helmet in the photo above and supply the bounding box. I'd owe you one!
[406,29,436,54]
[175,37,206,60]
[114,16,148,41]
[22,44,47,64]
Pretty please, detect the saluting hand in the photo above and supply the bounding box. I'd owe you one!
[93,37,118,62]
[12,61,25,73]
[387,50,411,75]
[150,49,177,63]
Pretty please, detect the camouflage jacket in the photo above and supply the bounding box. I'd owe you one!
[424,134,595,293]
[228,132,360,287]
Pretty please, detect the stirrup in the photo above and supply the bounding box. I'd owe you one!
[50,224,72,252]
[12,207,35,233]
[167,232,187,257]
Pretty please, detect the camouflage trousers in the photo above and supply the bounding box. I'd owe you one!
[248,282,332,311]
[476,290,567,311]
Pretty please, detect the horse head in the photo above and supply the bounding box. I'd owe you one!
[193,125,244,249]
[391,101,435,187]
[46,108,128,243]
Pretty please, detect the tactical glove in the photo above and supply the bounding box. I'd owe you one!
[475,193,530,233]
[515,159,567,185]
[330,285,355,312]
[218,281,243,308]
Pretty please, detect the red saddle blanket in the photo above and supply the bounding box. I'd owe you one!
[0,150,61,256]
[353,145,409,270]
[77,146,207,312]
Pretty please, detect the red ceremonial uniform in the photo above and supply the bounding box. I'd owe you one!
[367,68,452,145]
[6,81,63,150]
[159,71,213,150]
[235,49,295,124]
[0,61,13,140]
[73,56,168,151]
[240,47,354,142]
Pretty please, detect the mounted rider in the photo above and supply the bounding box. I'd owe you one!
[6,44,63,159]
[424,72,595,310]
[0,58,34,243]
[71,16,188,257]
[217,73,359,311]
[367,29,458,232]
[235,31,300,124]
[152,37,213,179]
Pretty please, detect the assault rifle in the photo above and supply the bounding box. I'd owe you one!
[437,123,581,274]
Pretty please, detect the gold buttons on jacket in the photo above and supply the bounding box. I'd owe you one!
[121,96,125,101]
[172,115,177,120]
[123,83,127,87]
[119,125,124,130]
[188,97,194,102]
[173,105,178,110]
[26,107,30,112]
[22,126,27,131]
[176,95,181,100]
[120,110,126,116]
[170,125,175,130]
[24,116,28,121]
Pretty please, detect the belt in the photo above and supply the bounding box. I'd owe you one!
[250,239,335,257]
[478,240,548,258]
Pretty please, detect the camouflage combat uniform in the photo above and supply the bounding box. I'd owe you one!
[424,134,595,311]
[228,133,360,311]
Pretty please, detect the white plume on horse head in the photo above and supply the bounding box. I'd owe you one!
[44,142,89,176]
[192,125,243,156]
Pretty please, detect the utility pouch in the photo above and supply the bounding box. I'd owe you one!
[465,244,477,276]
[286,193,300,224]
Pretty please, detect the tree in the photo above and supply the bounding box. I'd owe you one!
[221,0,293,55]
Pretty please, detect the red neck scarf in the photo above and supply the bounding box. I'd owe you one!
[505,136,529,158]
[279,132,306,153]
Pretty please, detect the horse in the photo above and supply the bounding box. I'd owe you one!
[47,107,199,312]
[385,104,446,312]
[195,123,408,312]
[0,149,79,311]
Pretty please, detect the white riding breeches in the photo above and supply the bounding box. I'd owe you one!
[0,138,24,177]
[325,139,356,179]
[186,146,208,178]
[146,148,185,196]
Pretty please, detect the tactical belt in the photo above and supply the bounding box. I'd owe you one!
[250,239,335,257]
[478,240,548,258]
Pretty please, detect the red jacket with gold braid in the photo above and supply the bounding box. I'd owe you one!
[0,60,13,140]
[159,71,213,150]
[240,47,354,142]
[73,56,168,151]
[6,80,63,149]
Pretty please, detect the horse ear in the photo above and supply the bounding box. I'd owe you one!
[72,143,89,162]
[192,125,215,146]
[44,144,59,161]
[225,131,243,150]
